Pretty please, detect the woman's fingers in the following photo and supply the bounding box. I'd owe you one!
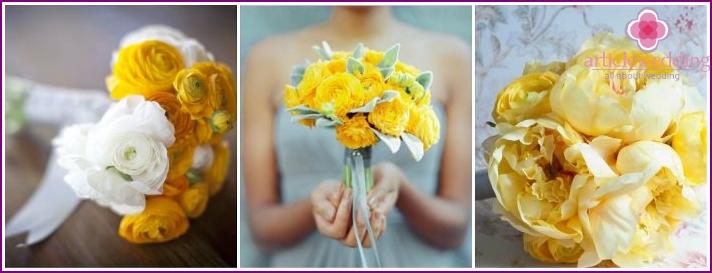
[362,210,386,247]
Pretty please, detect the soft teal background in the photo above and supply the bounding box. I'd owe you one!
[240,6,472,267]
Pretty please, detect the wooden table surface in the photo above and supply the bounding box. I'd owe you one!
[4,5,238,267]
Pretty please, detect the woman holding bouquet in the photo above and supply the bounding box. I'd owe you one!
[242,6,472,267]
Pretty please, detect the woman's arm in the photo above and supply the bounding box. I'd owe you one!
[242,39,317,252]
[393,37,473,249]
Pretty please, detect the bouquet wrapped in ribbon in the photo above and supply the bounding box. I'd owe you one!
[486,33,707,267]
[53,25,236,244]
[283,42,440,266]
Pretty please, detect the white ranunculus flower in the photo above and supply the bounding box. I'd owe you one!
[53,95,175,215]
[111,25,214,68]
[191,144,214,170]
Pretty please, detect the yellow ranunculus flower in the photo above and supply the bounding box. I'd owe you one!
[194,119,214,144]
[167,138,197,180]
[284,85,300,109]
[108,41,184,100]
[335,114,379,149]
[523,234,584,264]
[191,62,236,119]
[315,73,364,121]
[406,105,440,150]
[297,61,329,108]
[363,50,384,65]
[492,72,558,125]
[119,197,189,244]
[672,111,707,185]
[368,95,410,136]
[174,68,214,119]
[146,92,196,144]
[395,61,421,76]
[358,65,386,103]
[210,110,234,134]
[327,58,347,74]
[178,182,210,219]
[489,117,586,255]
[203,140,230,196]
[163,176,188,197]
[331,51,351,60]
[549,64,683,143]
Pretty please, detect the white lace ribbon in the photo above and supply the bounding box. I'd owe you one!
[348,149,382,267]
[5,78,112,246]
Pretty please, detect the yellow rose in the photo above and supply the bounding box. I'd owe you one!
[146,92,196,144]
[108,40,184,100]
[315,73,364,121]
[178,182,210,219]
[672,111,707,185]
[335,114,379,149]
[119,197,189,244]
[297,61,330,108]
[489,117,586,251]
[167,138,197,180]
[549,64,683,143]
[492,72,558,125]
[523,234,583,264]
[174,68,214,119]
[203,140,230,196]
[406,105,440,150]
[162,176,188,197]
[368,95,410,136]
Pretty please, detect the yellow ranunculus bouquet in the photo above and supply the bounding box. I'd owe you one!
[53,25,236,244]
[284,42,440,265]
[486,33,708,267]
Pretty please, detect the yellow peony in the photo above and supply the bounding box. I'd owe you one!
[335,114,379,149]
[523,234,584,264]
[178,182,210,219]
[549,65,683,143]
[672,111,707,185]
[368,95,410,136]
[119,197,189,244]
[108,40,184,100]
[406,105,440,150]
[203,140,230,196]
[314,73,364,121]
[488,117,587,259]
[492,72,558,125]
[575,141,700,267]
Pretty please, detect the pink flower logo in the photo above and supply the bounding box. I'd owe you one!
[626,8,669,52]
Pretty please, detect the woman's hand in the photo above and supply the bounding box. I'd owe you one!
[368,162,403,217]
[311,180,386,247]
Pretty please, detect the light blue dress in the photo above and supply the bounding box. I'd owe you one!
[268,102,471,268]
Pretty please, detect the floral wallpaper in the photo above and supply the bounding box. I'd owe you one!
[474,5,709,268]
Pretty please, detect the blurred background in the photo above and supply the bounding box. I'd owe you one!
[239,5,472,267]
[4,5,237,267]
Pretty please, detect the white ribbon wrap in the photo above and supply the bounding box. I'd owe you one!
[346,149,382,268]
[5,78,112,246]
